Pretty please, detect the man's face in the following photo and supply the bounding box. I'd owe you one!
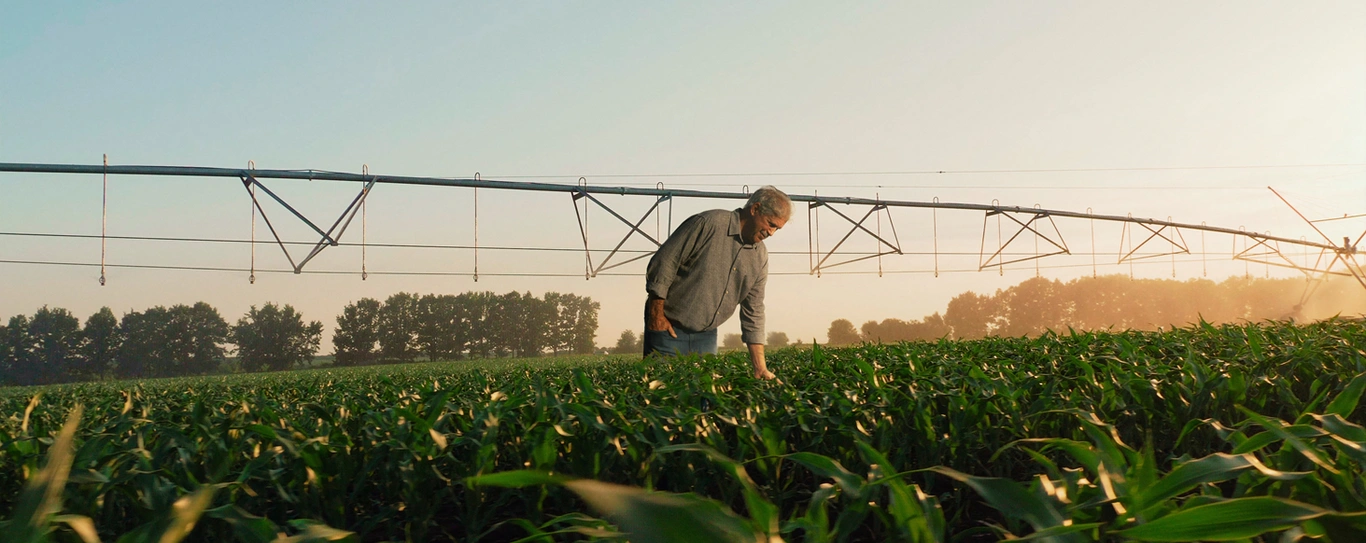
[741,203,788,245]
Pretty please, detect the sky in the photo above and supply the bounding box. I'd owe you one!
[2,1,1364,350]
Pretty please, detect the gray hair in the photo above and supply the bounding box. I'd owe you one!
[746,185,792,220]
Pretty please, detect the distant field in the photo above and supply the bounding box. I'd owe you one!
[2,321,1364,542]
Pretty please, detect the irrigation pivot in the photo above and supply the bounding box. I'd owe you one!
[1,161,1362,304]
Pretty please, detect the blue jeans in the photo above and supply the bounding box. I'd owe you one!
[643,325,718,357]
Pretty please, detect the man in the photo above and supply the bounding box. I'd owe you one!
[643,185,791,380]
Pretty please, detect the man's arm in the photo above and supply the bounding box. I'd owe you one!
[740,259,771,379]
[747,343,774,380]
[645,214,707,302]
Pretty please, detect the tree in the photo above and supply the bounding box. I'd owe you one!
[76,307,120,380]
[544,292,572,354]
[612,330,640,355]
[116,304,228,378]
[179,302,230,375]
[334,298,382,366]
[115,308,158,378]
[944,291,998,340]
[28,307,81,385]
[2,315,34,385]
[766,331,789,348]
[416,294,467,361]
[378,292,420,362]
[0,320,9,385]
[559,294,601,355]
[826,319,861,346]
[722,333,744,351]
[232,303,323,372]
[464,291,496,358]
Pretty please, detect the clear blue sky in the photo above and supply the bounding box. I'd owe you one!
[3,2,1364,348]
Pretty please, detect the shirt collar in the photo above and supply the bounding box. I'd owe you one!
[728,209,742,237]
[729,209,756,248]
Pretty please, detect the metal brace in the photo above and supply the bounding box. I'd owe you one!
[1117,220,1189,264]
[571,189,673,278]
[240,172,376,274]
[979,208,1069,270]
[807,199,902,275]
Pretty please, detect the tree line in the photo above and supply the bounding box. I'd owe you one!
[826,274,1366,345]
[1,290,601,386]
[0,302,322,386]
[332,291,600,366]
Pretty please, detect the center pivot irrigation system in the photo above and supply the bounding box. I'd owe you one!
[2,161,1364,305]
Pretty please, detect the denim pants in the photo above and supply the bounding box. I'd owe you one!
[643,325,718,357]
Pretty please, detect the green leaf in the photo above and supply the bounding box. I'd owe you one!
[279,520,357,543]
[927,466,1081,542]
[246,424,278,441]
[1005,522,1102,542]
[52,515,101,543]
[2,405,82,543]
[1237,408,1340,475]
[655,443,779,538]
[1312,413,1366,443]
[1137,454,1253,512]
[1116,497,1326,541]
[205,505,278,543]
[466,470,571,489]
[855,442,943,543]
[563,479,758,543]
[1325,372,1366,418]
[158,485,219,543]
[784,452,863,495]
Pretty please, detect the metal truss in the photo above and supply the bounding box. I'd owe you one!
[2,161,1363,299]
[978,206,1069,271]
[807,197,902,277]
[239,165,376,278]
[1262,188,1366,304]
[570,182,672,279]
[1117,218,1189,264]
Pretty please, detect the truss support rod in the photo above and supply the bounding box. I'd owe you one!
[570,191,670,277]
[245,176,337,245]
[1,161,1341,252]
[808,200,902,274]
[239,174,377,274]
[294,178,376,271]
[1117,222,1189,263]
[979,210,1070,269]
[240,177,299,272]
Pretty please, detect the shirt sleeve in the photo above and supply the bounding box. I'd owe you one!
[739,256,767,345]
[645,214,708,300]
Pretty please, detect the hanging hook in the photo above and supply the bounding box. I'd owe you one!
[100,153,108,286]
[248,159,256,284]
[1082,207,1096,277]
[474,172,481,282]
[931,197,940,278]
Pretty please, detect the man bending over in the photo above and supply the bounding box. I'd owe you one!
[643,185,791,380]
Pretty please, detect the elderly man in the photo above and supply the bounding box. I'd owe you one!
[643,185,791,380]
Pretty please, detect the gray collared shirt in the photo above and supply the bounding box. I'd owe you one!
[646,209,768,344]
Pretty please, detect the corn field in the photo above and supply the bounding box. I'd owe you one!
[2,319,1364,542]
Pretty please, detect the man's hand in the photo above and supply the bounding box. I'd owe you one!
[646,298,677,338]
[747,343,775,380]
